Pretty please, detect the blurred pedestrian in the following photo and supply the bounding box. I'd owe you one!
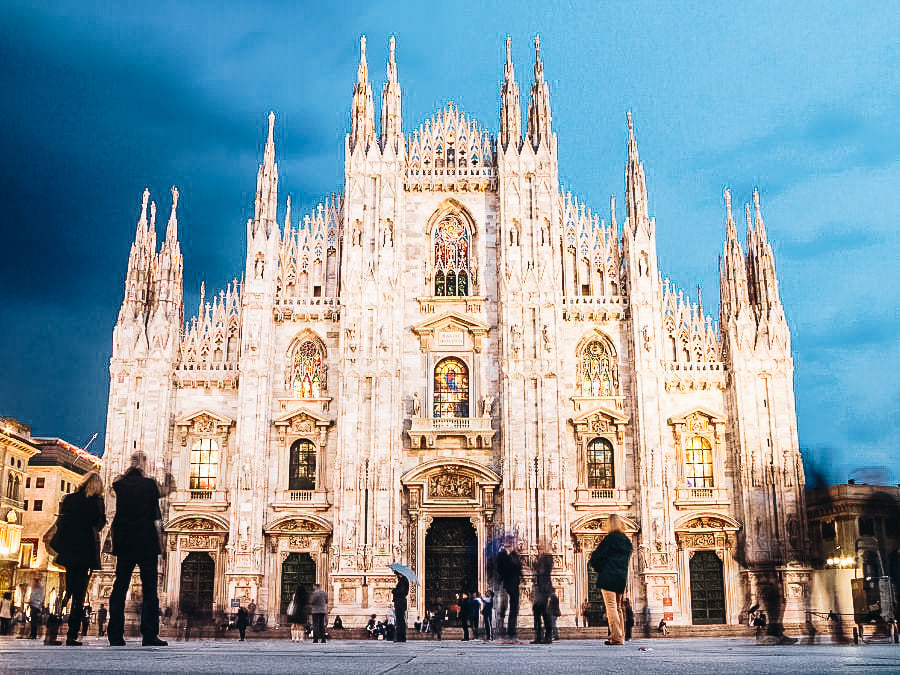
[80,603,92,638]
[97,603,107,637]
[0,592,12,635]
[531,540,553,644]
[623,598,634,641]
[107,453,167,647]
[28,579,44,639]
[549,590,561,641]
[288,584,309,642]
[497,541,522,639]
[589,514,633,646]
[431,604,443,640]
[481,590,494,641]
[310,583,327,643]
[235,606,249,641]
[392,572,409,643]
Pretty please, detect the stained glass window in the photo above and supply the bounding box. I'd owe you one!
[579,340,618,397]
[291,340,324,398]
[190,438,218,491]
[433,215,471,297]
[289,439,316,490]
[685,436,714,487]
[587,438,615,489]
[433,357,469,418]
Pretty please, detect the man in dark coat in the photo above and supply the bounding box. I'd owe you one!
[392,572,409,642]
[50,471,106,646]
[531,541,553,644]
[496,542,522,639]
[106,453,167,646]
[589,514,633,646]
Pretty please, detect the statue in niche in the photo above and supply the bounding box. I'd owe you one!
[352,220,362,246]
[239,461,253,491]
[482,394,494,417]
[412,392,421,417]
[382,220,393,247]
[254,256,265,280]
[542,325,552,352]
[510,324,522,355]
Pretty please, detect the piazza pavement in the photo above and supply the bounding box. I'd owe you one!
[1,635,899,674]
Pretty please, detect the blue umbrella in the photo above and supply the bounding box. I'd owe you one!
[388,562,418,584]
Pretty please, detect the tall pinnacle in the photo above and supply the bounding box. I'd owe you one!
[350,35,375,151]
[719,187,749,319]
[254,112,279,228]
[624,112,649,227]
[499,36,521,150]
[380,36,403,152]
[165,186,179,243]
[525,35,552,150]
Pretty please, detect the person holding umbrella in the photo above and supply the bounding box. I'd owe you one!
[388,563,416,643]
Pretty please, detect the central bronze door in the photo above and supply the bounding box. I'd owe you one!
[179,551,215,617]
[425,517,477,611]
[689,550,726,624]
[280,552,316,616]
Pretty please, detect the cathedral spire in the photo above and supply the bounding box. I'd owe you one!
[500,36,521,151]
[719,187,749,321]
[350,35,375,152]
[254,112,279,231]
[624,112,649,230]
[525,35,552,150]
[380,36,403,152]
[747,189,780,314]
[165,186,179,243]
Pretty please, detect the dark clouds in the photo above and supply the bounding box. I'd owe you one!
[0,1,897,485]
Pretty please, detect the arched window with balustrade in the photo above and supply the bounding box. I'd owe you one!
[190,439,219,491]
[586,438,615,489]
[685,436,714,487]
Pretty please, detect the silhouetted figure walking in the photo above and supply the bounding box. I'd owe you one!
[497,542,522,639]
[392,572,409,642]
[107,453,167,647]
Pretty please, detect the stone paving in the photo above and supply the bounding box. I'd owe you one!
[1,635,899,674]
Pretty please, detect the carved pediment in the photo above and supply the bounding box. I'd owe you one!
[174,410,235,444]
[273,406,333,432]
[570,514,640,535]
[411,311,490,352]
[264,515,332,535]
[668,407,726,430]
[674,513,741,532]
[569,405,628,441]
[165,514,229,533]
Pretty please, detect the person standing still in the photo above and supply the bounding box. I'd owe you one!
[531,541,553,644]
[589,514,633,646]
[0,592,12,635]
[28,579,44,639]
[623,598,634,641]
[392,572,409,642]
[106,453,167,647]
[497,542,522,639]
[548,590,561,641]
[96,604,107,637]
[310,583,328,643]
[235,606,249,641]
[481,590,494,641]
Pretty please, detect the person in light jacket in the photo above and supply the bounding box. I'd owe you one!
[309,584,328,643]
[589,514,633,646]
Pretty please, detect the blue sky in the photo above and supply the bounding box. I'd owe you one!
[0,1,897,484]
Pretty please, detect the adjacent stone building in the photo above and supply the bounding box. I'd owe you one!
[0,418,40,597]
[100,36,809,627]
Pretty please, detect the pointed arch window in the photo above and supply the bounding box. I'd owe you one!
[685,436,714,488]
[190,439,219,491]
[289,439,316,490]
[291,340,325,398]
[433,357,469,418]
[586,438,615,489]
[433,214,471,297]
[579,340,619,397]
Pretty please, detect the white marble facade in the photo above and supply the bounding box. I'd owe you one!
[99,37,809,627]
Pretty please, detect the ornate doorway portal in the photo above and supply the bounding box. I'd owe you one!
[689,550,725,624]
[280,552,316,616]
[179,552,215,617]
[424,517,477,611]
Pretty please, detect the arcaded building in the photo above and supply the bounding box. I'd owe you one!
[99,36,809,627]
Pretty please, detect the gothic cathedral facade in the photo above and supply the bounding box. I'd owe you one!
[99,37,809,626]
